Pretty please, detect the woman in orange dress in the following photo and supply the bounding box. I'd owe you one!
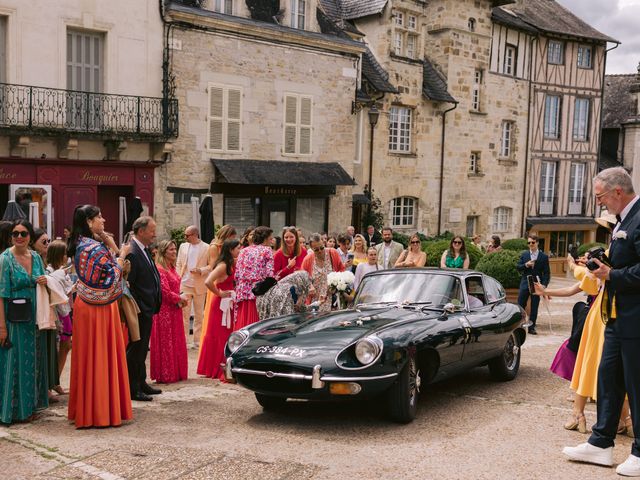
[199,225,237,346]
[67,205,132,428]
[197,239,241,380]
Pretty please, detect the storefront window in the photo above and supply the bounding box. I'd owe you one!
[224,197,258,233]
[295,197,326,236]
[10,185,52,237]
[548,231,584,257]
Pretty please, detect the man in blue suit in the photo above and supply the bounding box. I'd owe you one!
[563,167,640,475]
[516,234,550,335]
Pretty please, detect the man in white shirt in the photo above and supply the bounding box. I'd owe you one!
[375,227,404,269]
[176,225,211,348]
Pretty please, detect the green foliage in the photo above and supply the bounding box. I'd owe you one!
[170,227,186,248]
[466,243,484,269]
[393,231,410,248]
[421,239,483,269]
[475,250,522,289]
[502,238,528,252]
[577,242,607,256]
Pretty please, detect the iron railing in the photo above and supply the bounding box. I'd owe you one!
[0,82,178,139]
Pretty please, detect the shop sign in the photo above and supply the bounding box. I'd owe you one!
[264,186,298,195]
[0,168,17,180]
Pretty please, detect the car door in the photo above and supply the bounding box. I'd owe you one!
[463,276,505,362]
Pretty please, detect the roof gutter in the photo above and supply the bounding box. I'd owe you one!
[597,41,620,171]
[437,101,459,236]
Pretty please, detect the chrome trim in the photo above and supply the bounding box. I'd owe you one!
[225,357,234,380]
[311,364,325,389]
[226,329,250,354]
[232,367,313,381]
[231,366,398,383]
[320,372,398,382]
[335,335,384,371]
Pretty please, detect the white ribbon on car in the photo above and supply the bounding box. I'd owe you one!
[220,291,235,328]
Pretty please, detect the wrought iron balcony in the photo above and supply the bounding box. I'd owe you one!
[0,82,178,140]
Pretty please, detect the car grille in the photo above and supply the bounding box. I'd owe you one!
[236,363,315,395]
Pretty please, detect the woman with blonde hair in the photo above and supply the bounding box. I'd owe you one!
[149,240,188,384]
[395,233,427,268]
[349,234,368,269]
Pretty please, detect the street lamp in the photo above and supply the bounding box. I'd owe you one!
[367,104,380,218]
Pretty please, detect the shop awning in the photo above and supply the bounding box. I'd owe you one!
[211,159,355,186]
[352,193,371,204]
[526,217,598,227]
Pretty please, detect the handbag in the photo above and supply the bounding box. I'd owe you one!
[252,277,277,296]
[7,297,32,323]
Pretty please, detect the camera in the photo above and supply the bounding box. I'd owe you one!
[585,246,611,271]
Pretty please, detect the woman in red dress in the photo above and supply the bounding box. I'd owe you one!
[273,227,307,280]
[197,239,241,380]
[234,227,274,329]
[150,240,188,384]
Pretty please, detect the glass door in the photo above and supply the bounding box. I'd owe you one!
[9,184,52,237]
[262,197,290,234]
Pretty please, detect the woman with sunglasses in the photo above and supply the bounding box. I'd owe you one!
[31,228,64,401]
[0,220,49,424]
[395,233,427,268]
[440,236,470,269]
[301,233,344,312]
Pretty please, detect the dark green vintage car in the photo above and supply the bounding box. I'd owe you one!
[225,269,528,423]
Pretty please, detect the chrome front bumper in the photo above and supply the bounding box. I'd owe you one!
[225,358,397,389]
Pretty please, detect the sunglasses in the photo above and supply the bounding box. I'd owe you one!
[452,241,462,245]
[528,241,537,245]
[11,231,29,238]
[40,238,50,245]
[410,241,420,244]
[312,246,324,253]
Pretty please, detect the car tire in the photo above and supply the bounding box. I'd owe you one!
[488,332,521,381]
[255,393,287,410]
[387,356,420,424]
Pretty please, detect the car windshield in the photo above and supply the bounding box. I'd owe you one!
[354,272,464,308]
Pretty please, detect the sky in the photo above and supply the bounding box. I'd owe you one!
[557,0,640,74]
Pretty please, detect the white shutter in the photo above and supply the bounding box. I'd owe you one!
[208,86,224,150]
[299,96,312,154]
[284,95,298,154]
[227,88,241,151]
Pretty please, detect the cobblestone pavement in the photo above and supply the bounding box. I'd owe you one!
[2,275,633,479]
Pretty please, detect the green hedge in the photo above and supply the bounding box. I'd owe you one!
[421,240,484,269]
[502,238,528,252]
[475,249,522,289]
[393,231,410,248]
[577,242,607,257]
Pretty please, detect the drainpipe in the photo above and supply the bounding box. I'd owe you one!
[598,41,620,172]
[437,101,458,236]
[520,35,536,237]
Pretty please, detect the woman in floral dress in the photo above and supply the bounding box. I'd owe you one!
[234,227,274,329]
[301,233,344,313]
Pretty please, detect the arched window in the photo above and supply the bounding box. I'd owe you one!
[468,18,476,32]
[493,207,512,233]
[391,197,416,227]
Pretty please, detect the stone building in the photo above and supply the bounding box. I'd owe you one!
[0,0,176,242]
[159,0,367,236]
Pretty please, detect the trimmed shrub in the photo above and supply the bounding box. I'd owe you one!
[421,240,483,269]
[475,249,522,289]
[502,238,528,252]
[393,231,410,248]
[170,227,187,248]
[467,243,484,269]
[577,242,607,257]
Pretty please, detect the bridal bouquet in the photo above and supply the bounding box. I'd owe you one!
[327,271,355,310]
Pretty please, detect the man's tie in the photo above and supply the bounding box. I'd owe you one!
[616,214,622,224]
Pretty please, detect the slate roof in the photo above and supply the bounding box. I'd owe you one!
[362,48,398,93]
[211,159,355,186]
[602,74,640,129]
[494,0,618,43]
[422,59,457,104]
[340,0,388,20]
[491,5,538,34]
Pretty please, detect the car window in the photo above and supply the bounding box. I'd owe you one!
[355,273,463,307]
[465,276,486,308]
[484,276,505,303]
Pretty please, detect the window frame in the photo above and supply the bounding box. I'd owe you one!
[547,40,564,65]
[282,93,313,156]
[539,161,557,215]
[577,45,593,69]
[468,18,476,32]
[568,162,585,215]
[391,197,416,227]
[543,94,562,139]
[573,97,590,142]
[290,0,306,30]
[388,106,412,153]
[493,206,512,233]
[213,0,233,14]
[206,83,243,153]
[471,70,482,111]
[469,151,480,174]
[503,44,517,76]
[500,121,514,158]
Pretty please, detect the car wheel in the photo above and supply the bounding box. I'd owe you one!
[387,356,420,424]
[488,332,521,381]
[255,393,287,410]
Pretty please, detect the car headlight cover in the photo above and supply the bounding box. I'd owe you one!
[227,330,249,353]
[355,337,382,365]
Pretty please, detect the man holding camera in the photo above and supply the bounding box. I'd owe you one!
[563,167,640,476]
[516,234,550,335]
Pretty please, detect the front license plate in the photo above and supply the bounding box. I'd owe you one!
[255,345,306,358]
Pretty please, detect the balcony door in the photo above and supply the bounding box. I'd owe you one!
[66,29,104,131]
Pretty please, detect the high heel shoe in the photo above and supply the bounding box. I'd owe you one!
[565,414,588,433]
[618,416,634,439]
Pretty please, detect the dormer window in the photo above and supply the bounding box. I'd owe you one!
[213,0,232,14]
[392,9,421,60]
[291,0,306,30]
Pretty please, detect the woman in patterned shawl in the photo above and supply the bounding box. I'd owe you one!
[257,271,312,321]
[67,205,132,428]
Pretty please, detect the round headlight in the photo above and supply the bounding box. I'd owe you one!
[355,337,382,365]
[227,330,248,354]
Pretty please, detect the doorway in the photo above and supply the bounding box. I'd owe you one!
[262,197,290,234]
[97,186,134,242]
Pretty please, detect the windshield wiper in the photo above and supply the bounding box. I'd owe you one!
[355,301,398,309]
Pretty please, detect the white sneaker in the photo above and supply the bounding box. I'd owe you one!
[562,442,613,466]
[617,455,640,476]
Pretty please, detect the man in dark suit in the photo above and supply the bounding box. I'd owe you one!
[516,234,550,335]
[364,225,382,247]
[125,216,162,402]
[564,167,640,475]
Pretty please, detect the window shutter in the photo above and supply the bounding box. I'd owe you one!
[208,86,224,150]
[284,95,297,154]
[227,88,241,151]
[299,97,312,154]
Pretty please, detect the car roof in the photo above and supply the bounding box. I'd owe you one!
[364,267,485,279]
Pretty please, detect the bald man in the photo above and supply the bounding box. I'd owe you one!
[176,225,210,348]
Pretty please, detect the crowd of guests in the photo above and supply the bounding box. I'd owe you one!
[0,210,522,431]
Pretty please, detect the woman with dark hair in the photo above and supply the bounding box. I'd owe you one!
[239,227,254,248]
[149,240,188,384]
[440,236,470,269]
[0,220,12,252]
[198,239,241,380]
[273,227,306,280]
[67,205,132,428]
[0,219,49,424]
[31,228,50,263]
[486,235,503,254]
[234,226,274,329]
